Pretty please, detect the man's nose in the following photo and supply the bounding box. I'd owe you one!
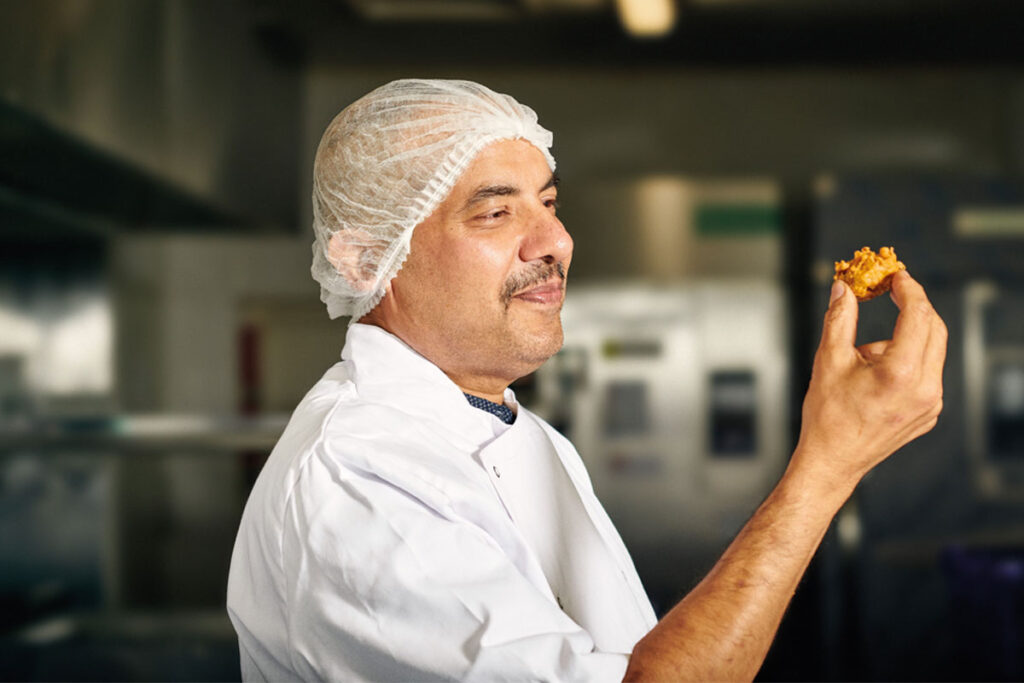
[520,206,573,266]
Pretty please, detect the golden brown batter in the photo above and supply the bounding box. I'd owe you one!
[833,246,906,301]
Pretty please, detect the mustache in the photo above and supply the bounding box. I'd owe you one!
[501,262,566,305]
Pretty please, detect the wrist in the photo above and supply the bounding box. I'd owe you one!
[780,444,859,517]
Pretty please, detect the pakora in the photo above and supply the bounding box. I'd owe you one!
[834,246,906,301]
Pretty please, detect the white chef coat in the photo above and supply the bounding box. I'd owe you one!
[227,323,657,682]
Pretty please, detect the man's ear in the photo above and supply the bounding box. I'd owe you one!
[327,230,376,292]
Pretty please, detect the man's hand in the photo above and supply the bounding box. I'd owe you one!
[792,270,947,493]
[624,271,947,682]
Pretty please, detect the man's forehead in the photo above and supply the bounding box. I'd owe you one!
[461,139,548,176]
[456,140,551,180]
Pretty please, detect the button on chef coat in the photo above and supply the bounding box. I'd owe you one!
[227,323,657,682]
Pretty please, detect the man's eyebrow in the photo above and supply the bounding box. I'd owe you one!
[459,173,560,213]
[461,184,519,211]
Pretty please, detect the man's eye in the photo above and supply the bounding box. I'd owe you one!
[483,209,508,220]
[545,198,560,210]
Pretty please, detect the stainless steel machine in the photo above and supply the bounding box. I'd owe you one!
[534,280,790,610]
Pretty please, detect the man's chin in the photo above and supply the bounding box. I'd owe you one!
[516,324,564,367]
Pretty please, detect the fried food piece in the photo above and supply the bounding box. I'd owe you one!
[834,246,906,301]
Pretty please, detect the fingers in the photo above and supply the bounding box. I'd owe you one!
[889,269,919,308]
[889,271,939,364]
[857,340,891,362]
[889,272,947,422]
[923,312,949,380]
[819,280,858,355]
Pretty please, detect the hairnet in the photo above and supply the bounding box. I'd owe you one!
[311,79,556,321]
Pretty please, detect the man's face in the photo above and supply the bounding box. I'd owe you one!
[366,139,573,394]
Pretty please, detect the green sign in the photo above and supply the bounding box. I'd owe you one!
[695,203,780,237]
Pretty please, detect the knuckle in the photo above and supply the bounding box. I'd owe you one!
[911,399,943,429]
[917,393,940,415]
[913,416,940,440]
[911,301,934,318]
[915,384,943,412]
[879,362,914,386]
[918,381,942,403]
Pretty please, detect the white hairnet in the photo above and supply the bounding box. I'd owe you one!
[311,79,556,321]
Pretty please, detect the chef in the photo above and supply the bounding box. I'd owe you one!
[227,79,946,681]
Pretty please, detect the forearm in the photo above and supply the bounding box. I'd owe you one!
[624,449,855,682]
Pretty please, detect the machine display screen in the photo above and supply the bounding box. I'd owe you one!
[988,361,1024,460]
[603,380,649,436]
[709,370,757,457]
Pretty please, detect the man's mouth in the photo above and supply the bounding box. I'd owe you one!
[501,262,567,308]
[512,279,564,305]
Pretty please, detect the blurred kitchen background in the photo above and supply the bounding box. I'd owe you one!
[2,0,1024,680]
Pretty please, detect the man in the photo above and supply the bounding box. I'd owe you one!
[227,79,946,681]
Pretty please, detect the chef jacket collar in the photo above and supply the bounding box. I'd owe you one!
[341,323,517,447]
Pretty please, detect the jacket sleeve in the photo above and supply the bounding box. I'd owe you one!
[280,453,631,682]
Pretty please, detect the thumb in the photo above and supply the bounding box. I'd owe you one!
[820,280,858,352]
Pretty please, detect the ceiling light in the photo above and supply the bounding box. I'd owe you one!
[615,0,677,38]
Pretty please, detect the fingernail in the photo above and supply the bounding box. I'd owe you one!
[830,280,845,303]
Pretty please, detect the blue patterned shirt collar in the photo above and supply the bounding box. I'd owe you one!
[463,393,516,425]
